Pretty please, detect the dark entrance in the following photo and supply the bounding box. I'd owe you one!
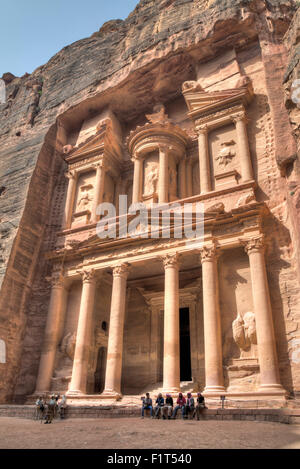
[94,347,107,393]
[180,308,192,381]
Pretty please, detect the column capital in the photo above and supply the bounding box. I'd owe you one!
[162,252,180,269]
[158,143,173,153]
[232,111,247,124]
[46,272,65,289]
[77,269,97,284]
[242,235,265,255]
[199,243,219,263]
[112,263,131,279]
[196,125,209,136]
[92,158,107,171]
[65,170,76,180]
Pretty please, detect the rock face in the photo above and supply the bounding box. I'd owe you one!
[0,0,300,403]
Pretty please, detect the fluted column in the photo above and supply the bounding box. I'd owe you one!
[162,253,180,392]
[197,126,211,194]
[186,160,193,198]
[179,158,187,199]
[244,236,284,393]
[35,273,68,393]
[68,270,97,395]
[102,263,131,397]
[158,145,169,204]
[91,159,106,223]
[233,112,254,182]
[63,171,77,229]
[132,155,143,204]
[200,245,225,393]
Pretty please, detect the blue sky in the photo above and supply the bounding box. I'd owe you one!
[0,0,139,77]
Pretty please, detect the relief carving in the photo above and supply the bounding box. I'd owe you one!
[182,81,204,92]
[60,332,76,360]
[77,184,93,211]
[146,104,170,124]
[144,163,159,196]
[215,140,236,167]
[232,312,257,352]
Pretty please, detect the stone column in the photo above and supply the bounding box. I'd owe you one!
[233,112,254,182]
[244,236,284,393]
[102,263,131,397]
[35,273,68,393]
[200,245,225,393]
[91,159,106,224]
[179,158,187,199]
[150,304,160,384]
[63,171,77,229]
[197,126,211,194]
[68,270,97,395]
[162,253,180,392]
[158,145,169,204]
[186,160,193,198]
[132,155,143,204]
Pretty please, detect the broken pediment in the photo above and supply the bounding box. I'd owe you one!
[182,79,254,119]
[63,109,123,165]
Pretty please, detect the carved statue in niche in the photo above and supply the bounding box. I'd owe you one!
[77,184,93,211]
[144,163,159,196]
[60,332,76,360]
[215,140,236,167]
[232,312,257,353]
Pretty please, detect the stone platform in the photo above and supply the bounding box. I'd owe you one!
[1,403,299,425]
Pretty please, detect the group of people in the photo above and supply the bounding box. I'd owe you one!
[141,392,206,420]
[35,394,68,423]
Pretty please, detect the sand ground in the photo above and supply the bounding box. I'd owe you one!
[0,417,299,449]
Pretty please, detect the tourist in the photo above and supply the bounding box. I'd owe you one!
[35,396,45,422]
[54,394,60,418]
[58,395,68,419]
[44,395,56,424]
[185,392,195,419]
[194,392,206,420]
[162,394,173,419]
[154,393,165,419]
[141,392,153,418]
[171,392,186,419]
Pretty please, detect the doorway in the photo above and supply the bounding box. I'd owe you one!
[94,347,107,393]
[180,308,192,381]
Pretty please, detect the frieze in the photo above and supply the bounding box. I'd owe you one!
[195,105,244,129]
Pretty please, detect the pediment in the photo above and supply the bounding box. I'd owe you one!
[67,131,106,159]
[183,83,253,118]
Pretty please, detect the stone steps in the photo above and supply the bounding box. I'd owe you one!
[0,405,299,424]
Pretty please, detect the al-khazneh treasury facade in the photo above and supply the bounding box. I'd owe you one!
[0,1,300,404]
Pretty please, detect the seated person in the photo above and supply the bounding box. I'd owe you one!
[141,392,153,418]
[163,394,173,419]
[194,392,206,420]
[185,392,195,419]
[154,393,165,419]
[171,392,186,419]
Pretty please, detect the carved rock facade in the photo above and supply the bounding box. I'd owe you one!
[0,0,299,404]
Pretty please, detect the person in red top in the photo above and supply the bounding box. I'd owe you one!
[171,392,186,419]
